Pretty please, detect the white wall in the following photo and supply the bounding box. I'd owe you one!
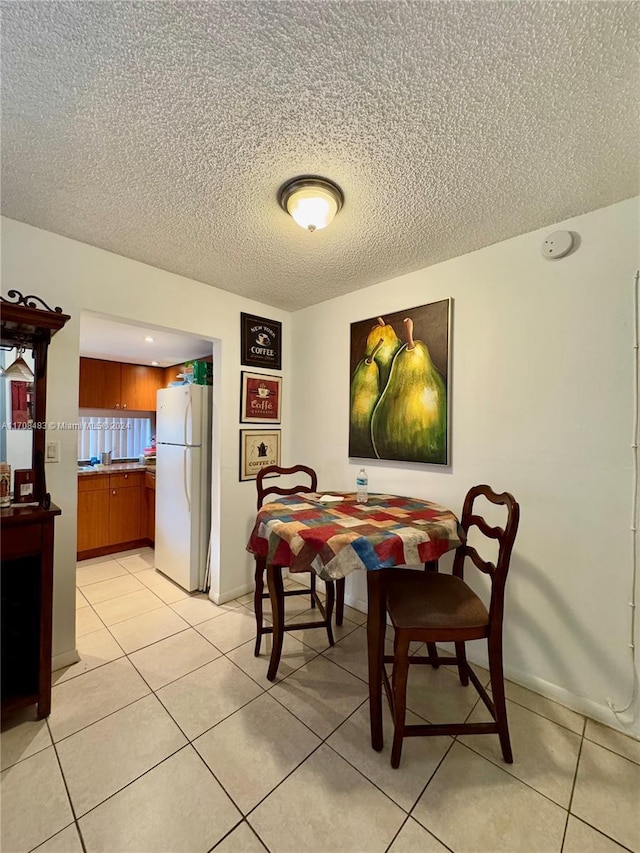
[1,217,291,667]
[291,197,640,737]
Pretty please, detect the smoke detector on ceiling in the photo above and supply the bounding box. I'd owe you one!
[542,230,574,260]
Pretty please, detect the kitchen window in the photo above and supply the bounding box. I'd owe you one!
[78,414,152,462]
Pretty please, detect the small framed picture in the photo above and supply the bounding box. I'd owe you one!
[239,429,281,481]
[13,468,36,504]
[240,313,282,370]
[240,371,282,424]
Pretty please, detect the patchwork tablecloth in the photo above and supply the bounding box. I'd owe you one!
[247,492,464,581]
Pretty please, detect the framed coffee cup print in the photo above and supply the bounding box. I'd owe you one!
[240,371,282,424]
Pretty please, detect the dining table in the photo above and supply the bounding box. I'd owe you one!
[247,490,464,751]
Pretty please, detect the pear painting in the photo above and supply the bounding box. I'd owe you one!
[348,300,450,464]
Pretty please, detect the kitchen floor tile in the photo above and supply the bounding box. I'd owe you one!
[108,605,189,653]
[387,818,450,853]
[80,572,146,604]
[78,746,241,853]
[194,693,321,814]
[249,744,405,853]
[404,661,482,724]
[129,627,221,690]
[156,657,262,740]
[76,555,121,568]
[32,823,84,853]
[0,747,74,853]
[504,680,585,734]
[114,548,156,572]
[196,606,259,653]
[92,587,165,625]
[76,561,128,587]
[584,718,640,764]
[52,628,124,684]
[76,589,89,609]
[75,606,105,637]
[213,821,268,853]
[327,701,453,811]
[563,816,630,853]
[412,742,567,853]
[268,655,368,739]
[460,697,582,807]
[48,658,149,742]
[0,711,52,771]
[139,575,190,603]
[322,624,372,682]
[227,632,319,689]
[170,592,233,625]
[56,694,186,816]
[281,608,360,652]
[571,739,640,851]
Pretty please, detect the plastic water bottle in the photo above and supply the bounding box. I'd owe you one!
[356,468,368,504]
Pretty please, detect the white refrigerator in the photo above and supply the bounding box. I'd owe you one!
[155,384,212,592]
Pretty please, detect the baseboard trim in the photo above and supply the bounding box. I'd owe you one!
[52,648,80,672]
[77,539,150,561]
[211,582,253,606]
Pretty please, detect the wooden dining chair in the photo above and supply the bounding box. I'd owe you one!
[253,464,345,659]
[382,484,520,768]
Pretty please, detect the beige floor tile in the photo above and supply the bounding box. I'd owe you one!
[227,633,319,689]
[32,823,84,853]
[387,818,450,853]
[75,606,105,637]
[156,657,262,740]
[92,587,165,626]
[322,625,374,682]
[49,658,149,742]
[412,742,566,853]
[268,655,368,739]
[170,592,233,625]
[504,680,585,734]
[76,560,128,587]
[0,747,74,853]
[327,702,453,811]
[134,568,177,588]
[281,608,360,652]
[563,816,630,853]
[76,589,89,609]
[79,746,241,853]
[584,718,640,765]
[196,607,259,653]
[108,605,189,653]
[249,744,405,853]
[460,698,581,807]
[81,572,146,604]
[114,549,156,572]
[571,739,640,851]
[213,822,267,853]
[194,693,320,814]
[1,712,51,771]
[243,588,316,619]
[57,694,187,816]
[144,576,191,604]
[129,628,221,690]
[52,628,124,684]
[76,555,120,568]
[405,661,482,724]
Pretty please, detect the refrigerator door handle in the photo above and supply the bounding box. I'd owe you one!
[183,447,192,513]
[184,395,193,446]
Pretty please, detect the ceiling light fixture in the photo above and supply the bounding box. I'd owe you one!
[144,336,155,343]
[3,346,35,381]
[151,361,159,366]
[278,176,344,233]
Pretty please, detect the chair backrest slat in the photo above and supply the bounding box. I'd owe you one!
[466,545,495,575]
[256,464,318,510]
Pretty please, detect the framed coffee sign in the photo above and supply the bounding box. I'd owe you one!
[240,313,282,370]
[239,429,281,481]
[240,371,282,424]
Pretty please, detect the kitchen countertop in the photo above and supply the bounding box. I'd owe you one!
[77,462,156,477]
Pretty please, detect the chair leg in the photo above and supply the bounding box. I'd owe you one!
[324,581,336,646]
[266,565,285,682]
[488,635,513,763]
[253,557,265,657]
[426,642,440,668]
[336,577,345,626]
[310,572,316,608]
[391,630,411,769]
[455,641,469,685]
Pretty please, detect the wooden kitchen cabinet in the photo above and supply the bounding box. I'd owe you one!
[77,471,145,559]
[141,471,156,544]
[79,358,164,411]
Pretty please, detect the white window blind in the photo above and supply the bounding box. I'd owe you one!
[78,415,152,461]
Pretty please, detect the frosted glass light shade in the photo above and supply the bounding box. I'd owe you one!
[3,355,34,381]
[279,177,344,232]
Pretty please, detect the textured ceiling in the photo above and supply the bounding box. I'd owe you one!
[1,1,638,311]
